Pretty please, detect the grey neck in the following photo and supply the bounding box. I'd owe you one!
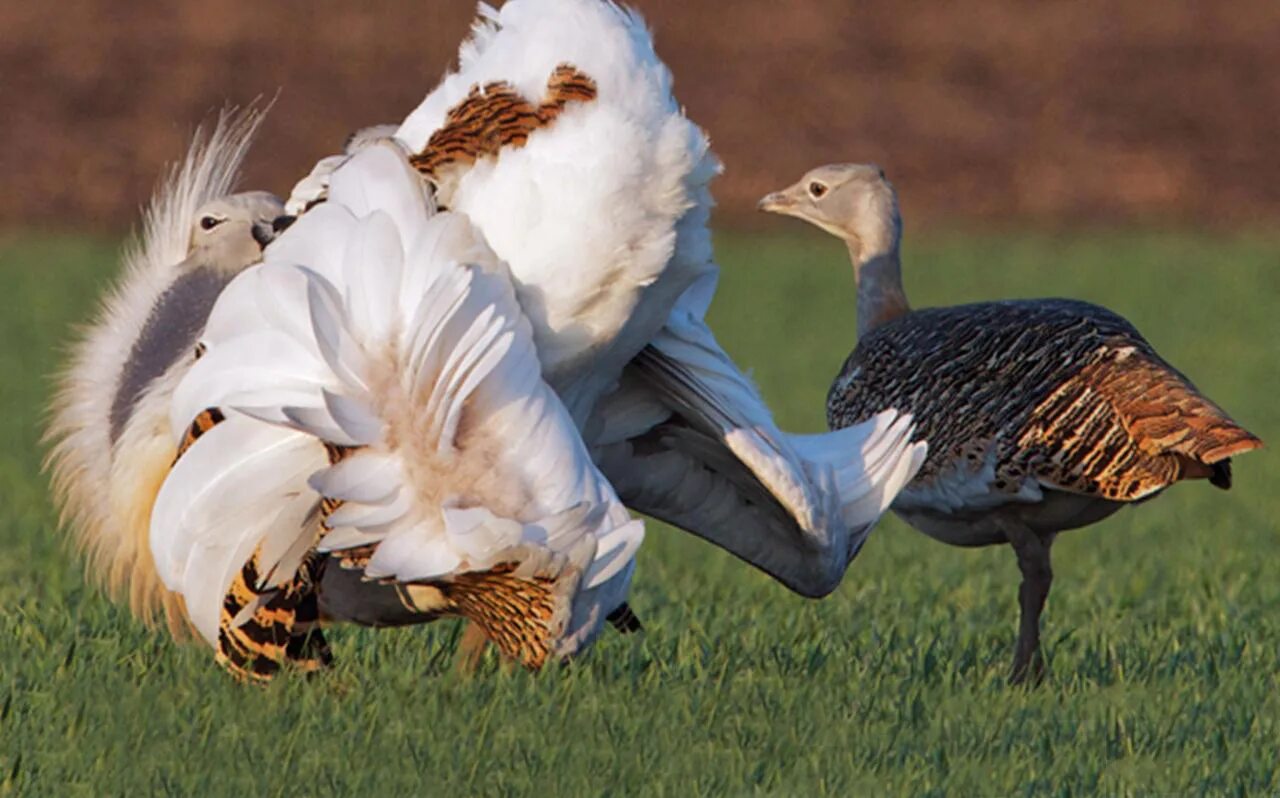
[109,265,230,445]
[846,239,910,338]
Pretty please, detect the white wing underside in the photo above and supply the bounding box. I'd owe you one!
[591,287,926,597]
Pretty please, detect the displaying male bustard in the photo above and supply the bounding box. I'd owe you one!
[158,142,644,680]
[49,0,924,681]
[760,164,1262,683]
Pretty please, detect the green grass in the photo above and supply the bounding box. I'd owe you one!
[2,230,1278,795]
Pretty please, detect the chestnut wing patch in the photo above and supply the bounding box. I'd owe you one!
[411,64,597,183]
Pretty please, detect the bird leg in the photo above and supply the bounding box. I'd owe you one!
[454,621,491,675]
[606,602,643,634]
[1006,524,1054,685]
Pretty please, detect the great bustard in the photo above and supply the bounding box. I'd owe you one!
[156,143,644,681]
[761,164,1262,683]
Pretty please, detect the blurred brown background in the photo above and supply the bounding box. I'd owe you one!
[3,0,1278,232]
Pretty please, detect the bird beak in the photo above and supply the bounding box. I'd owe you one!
[252,215,296,250]
[251,221,276,249]
[271,214,297,236]
[758,189,799,215]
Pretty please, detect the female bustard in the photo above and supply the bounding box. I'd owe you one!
[760,164,1261,683]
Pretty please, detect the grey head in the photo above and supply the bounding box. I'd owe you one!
[760,164,911,336]
[109,191,285,445]
[759,164,902,260]
[189,190,288,270]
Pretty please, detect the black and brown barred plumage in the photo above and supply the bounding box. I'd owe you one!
[311,443,580,672]
[827,299,1259,504]
[172,407,334,682]
[761,162,1261,683]
[216,547,331,683]
[175,407,224,461]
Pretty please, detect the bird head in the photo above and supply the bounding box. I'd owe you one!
[188,191,286,272]
[758,164,901,258]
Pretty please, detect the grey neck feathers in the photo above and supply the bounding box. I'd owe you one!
[109,265,231,445]
[847,239,910,338]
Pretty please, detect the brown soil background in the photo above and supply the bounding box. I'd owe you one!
[4,0,1278,231]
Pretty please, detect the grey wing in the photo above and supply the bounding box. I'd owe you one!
[590,315,924,598]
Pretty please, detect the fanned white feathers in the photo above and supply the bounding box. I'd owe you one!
[157,143,642,652]
[151,418,324,643]
[44,107,266,634]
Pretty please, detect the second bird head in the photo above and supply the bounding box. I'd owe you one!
[759,164,901,257]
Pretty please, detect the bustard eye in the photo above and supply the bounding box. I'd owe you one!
[808,182,828,199]
[200,215,223,231]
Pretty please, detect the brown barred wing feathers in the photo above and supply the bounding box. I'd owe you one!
[827,300,1260,505]
[409,64,597,193]
[1030,348,1261,496]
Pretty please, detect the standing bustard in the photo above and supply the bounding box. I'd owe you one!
[760,164,1262,683]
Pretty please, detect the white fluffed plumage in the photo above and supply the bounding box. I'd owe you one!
[395,0,719,425]
[155,143,642,658]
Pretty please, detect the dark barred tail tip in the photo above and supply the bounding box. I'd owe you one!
[1210,460,1232,490]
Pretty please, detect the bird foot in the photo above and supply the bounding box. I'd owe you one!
[1008,650,1047,686]
[454,621,490,676]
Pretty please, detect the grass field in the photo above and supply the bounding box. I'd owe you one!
[1,230,1277,795]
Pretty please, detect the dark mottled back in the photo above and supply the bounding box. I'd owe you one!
[109,266,231,444]
[827,299,1259,500]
